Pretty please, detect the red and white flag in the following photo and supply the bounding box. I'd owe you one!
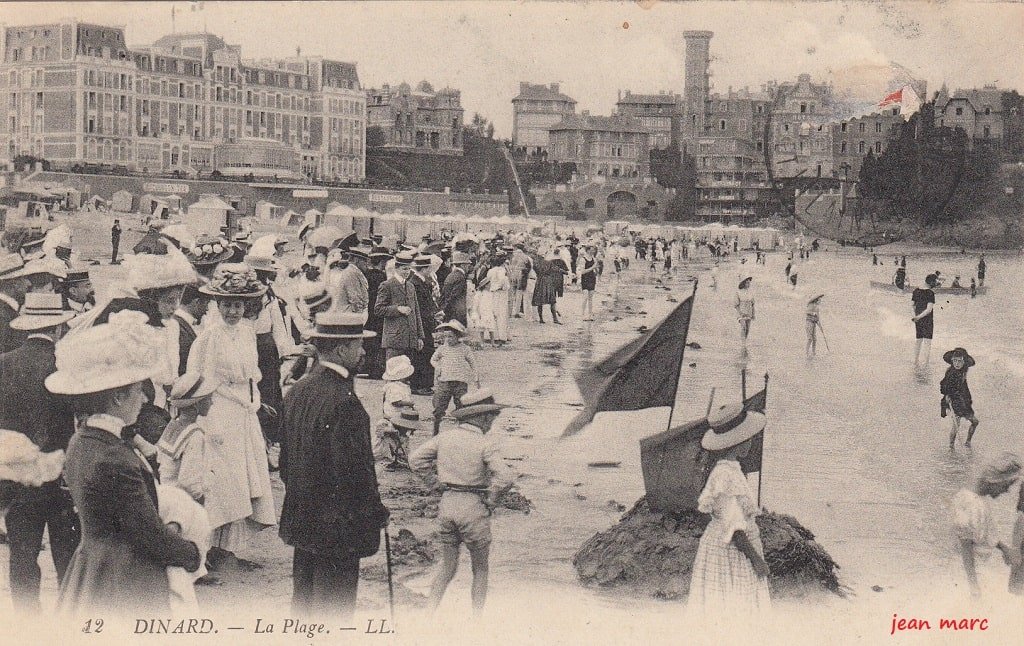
[878,85,921,116]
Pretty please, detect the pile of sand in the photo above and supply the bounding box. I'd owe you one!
[573,497,841,600]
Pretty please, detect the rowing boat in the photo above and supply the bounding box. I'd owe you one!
[869,280,988,296]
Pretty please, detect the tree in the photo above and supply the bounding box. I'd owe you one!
[366,125,386,148]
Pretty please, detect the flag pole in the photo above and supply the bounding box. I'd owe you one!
[663,280,699,432]
[757,372,769,507]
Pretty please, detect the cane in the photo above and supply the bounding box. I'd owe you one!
[816,320,832,353]
[383,526,396,627]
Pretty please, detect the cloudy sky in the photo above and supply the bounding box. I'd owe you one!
[7,1,1024,136]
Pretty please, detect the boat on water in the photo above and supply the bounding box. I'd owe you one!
[869,280,988,296]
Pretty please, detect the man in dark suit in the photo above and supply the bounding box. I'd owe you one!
[110,219,122,265]
[0,254,30,354]
[438,251,471,326]
[408,254,439,395]
[0,293,79,611]
[171,283,207,376]
[362,248,391,379]
[373,251,423,365]
[279,311,389,619]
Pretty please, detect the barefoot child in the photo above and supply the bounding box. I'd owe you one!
[806,294,823,357]
[409,389,514,614]
[941,347,980,448]
[430,321,478,436]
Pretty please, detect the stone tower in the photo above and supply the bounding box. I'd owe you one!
[681,30,713,151]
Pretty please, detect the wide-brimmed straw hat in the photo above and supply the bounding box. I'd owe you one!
[390,409,425,431]
[66,267,91,284]
[308,310,376,339]
[394,251,416,267]
[979,452,1022,487]
[301,283,331,310]
[382,355,415,381]
[20,257,68,281]
[10,293,76,330]
[369,247,393,262]
[436,320,467,336]
[943,347,976,367]
[45,310,164,395]
[412,254,433,269]
[168,372,219,407]
[199,263,267,299]
[452,388,507,420]
[738,277,753,289]
[0,254,26,281]
[184,235,233,266]
[701,403,767,451]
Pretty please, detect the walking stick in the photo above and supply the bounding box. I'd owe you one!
[383,526,396,626]
[816,320,831,353]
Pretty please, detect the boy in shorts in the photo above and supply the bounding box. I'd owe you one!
[409,388,514,613]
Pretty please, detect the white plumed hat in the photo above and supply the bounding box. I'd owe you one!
[45,310,164,395]
[126,246,197,292]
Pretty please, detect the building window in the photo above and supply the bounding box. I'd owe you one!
[983,126,991,138]
[719,120,726,130]
[984,106,991,116]
[858,141,865,153]
[859,122,866,133]
[874,142,882,153]
[841,141,847,153]
[955,107,963,116]
[875,122,882,133]
[800,103,807,114]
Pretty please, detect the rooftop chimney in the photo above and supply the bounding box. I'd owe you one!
[551,82,560,93]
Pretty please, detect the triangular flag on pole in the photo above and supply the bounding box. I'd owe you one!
[562,282,696,437]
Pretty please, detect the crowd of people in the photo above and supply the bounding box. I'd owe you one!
[0,216,1018,628]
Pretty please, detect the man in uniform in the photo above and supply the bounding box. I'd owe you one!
[279,311,389,619]
[64,267,95,314]
[0,293,79,611]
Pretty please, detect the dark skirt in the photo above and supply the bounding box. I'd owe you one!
[256,331,283,443]
[532,277,559,306]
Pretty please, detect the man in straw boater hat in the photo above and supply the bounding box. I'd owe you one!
[409,387,515,613]
[408,253,439,395]
[374,250,425,369]
[688,402,771,616]
[279,311,389,619]
[0,293,80,611]
[44,310,203,613]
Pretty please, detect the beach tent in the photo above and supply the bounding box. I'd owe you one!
[184,195,232,234]
[324,203,355,231]
[110,190,133,213]
[151,200,171,220]
[255,200,284,222]
[302,208,324,229]
[282,209,301,226]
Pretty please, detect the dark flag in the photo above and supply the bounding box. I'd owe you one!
[640,381,767,514]
[562,282,696,437]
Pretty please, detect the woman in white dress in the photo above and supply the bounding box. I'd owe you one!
[189,264,276,570]
[474,255,508,346]
[688,403,771,618]
[952,452,1021,598]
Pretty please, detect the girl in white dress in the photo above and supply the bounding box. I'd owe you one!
[689,403,771,618]
[190,264,277,570]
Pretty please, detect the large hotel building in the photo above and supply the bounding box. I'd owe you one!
[0,22,366,182]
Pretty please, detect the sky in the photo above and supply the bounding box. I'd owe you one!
[4,1,1023,137]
